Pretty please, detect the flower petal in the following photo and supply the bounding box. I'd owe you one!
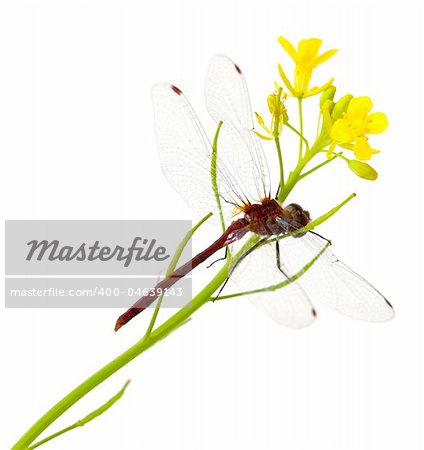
[253,130,273,141]
[278,63,297,97]
[277,36,298,62]
[297,38,322,63]
[254,112,272,136]
[314,49,338,66]
[353,138,373,161]
[346,96,373,121]
[267,94,277,114]
[255,112,267,128]
[303,78,335,98]
[331,119,355,143]
[367,112,388,134]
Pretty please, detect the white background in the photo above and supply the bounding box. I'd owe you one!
[1,0,423,449]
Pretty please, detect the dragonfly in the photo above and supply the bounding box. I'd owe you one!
[114,55,394,331]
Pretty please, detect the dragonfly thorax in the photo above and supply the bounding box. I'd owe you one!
[242,198,310,236]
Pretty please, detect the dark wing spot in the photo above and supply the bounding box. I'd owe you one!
[234,63,242,74]
[384,297,394,309]
[171,85,183,95]
[312,308,317,318]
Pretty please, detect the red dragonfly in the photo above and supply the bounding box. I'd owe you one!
[115,55,394,331]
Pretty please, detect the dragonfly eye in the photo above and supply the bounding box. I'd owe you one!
[285,203,311,228]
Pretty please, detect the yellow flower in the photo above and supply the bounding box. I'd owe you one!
[330,96,388,160]
[278,36,338,98]
[254,91,288,140]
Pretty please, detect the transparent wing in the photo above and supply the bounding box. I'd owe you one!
[205,55,271,202]
[272,227,395,322]
[152,83,248,220]
[226,237,317,329]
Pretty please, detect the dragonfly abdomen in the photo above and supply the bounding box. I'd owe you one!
[114,218,249,331]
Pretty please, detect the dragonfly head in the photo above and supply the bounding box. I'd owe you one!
[285,203,311,231]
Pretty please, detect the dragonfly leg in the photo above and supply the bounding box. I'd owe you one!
[275,184,281,200]
[212,276,230,302]
[207,247,228,268]
[308,230,331,244]
[228,238,269,278]
[275,241,317,317]
[275,241,294,282]
[211,237,268,301]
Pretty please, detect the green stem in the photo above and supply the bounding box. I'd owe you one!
[217,242,330,300]
[277,100,329,204]
[28,424,77,450]
[270,192,356,238]
[285,122,309,151]
[216,192,355,298]
[211,121,225,233]
[275,137,284,190]
[273,87,284,190]
[11,264,230,450]
[329,151,349,163]
[298,152,342,181]
[277,145,315,204]
[12,189,355,449]
[28,381,131,449]
[297,98,304,160]
[143,212,212,341]
[277,130,329,204]
[12,228,263,450]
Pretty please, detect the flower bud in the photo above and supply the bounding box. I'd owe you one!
[319,86,336,110]
[331,94,353,121]
[348,159,378,180]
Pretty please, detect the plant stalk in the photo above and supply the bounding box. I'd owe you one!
[11,263,229,450]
